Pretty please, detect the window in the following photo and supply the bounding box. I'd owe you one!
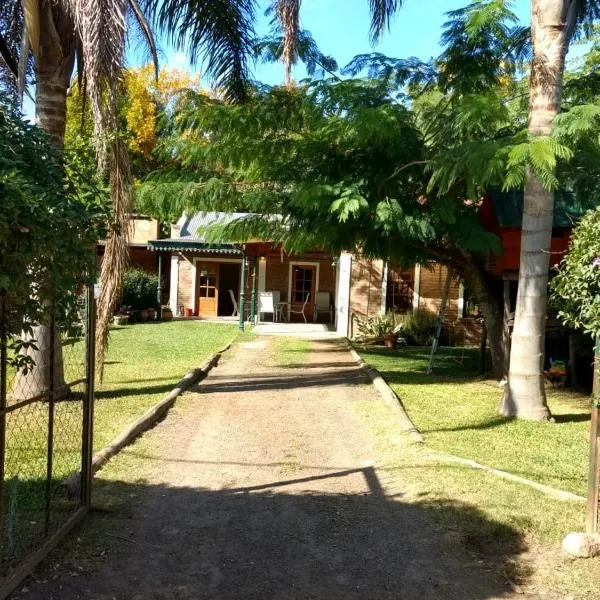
[293,267,314,302]
[199,266,217,298]
[386,267,413,313]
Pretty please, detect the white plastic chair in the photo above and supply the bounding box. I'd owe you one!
[228,289,239,317]
[290,293,310,323]
[258,291,281,322]
[314,291,333,322]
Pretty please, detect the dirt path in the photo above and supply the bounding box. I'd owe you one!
[15,337,531,600]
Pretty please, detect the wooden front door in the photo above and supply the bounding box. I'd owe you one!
[291,265,316,319]
[197,262,219,317]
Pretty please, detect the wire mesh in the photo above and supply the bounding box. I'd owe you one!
[0,290,94,578]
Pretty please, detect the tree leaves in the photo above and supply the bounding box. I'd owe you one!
[552,206,600,337]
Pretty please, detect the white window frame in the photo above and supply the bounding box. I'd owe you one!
[287,261,320,308]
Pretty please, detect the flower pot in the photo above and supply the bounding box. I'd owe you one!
[139,309,149,322]
[161,307,173,321]
[184,307,194,318]
[147,308,156,321]
[113,314,129,326]
[383,334,397,349]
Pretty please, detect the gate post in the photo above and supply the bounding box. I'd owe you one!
[0,293,7,559]
[81,285,96,509]
[586,333,600,534]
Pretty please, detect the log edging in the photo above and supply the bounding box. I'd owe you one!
[346,341,424,444]
[347,341,585,502]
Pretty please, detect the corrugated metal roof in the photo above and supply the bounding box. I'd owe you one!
[179,211,252,240]
[488,190,590,228]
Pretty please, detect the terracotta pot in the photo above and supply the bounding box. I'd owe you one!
[383,334,397,349]
[147,308,156,320]
[184,307,194,318]
[162,308,173,321]
[113,315,129,326]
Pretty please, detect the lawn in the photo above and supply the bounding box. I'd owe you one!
[94,320,238,451]
[356,345,592,496]
[352,345,600,597]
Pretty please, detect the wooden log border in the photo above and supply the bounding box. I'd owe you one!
[346,341,424,445]
[347,341,586,503]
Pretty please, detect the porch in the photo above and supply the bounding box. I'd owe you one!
[149,239,338,324]
[253,322,339,338]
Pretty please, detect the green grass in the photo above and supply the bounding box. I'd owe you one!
[2,321,237,568]
[356,345,591,496]
[94,321,237,451]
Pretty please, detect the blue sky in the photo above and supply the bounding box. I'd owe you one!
[159,0,531,86]
[26,0,532,120]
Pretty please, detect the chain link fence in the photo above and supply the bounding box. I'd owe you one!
[0,287,95,595]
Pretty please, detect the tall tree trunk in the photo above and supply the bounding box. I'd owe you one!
[500,1,576,420]
[461,255,505,379]
[13,2,75,401]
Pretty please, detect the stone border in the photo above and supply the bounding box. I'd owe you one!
[433,452,585,502]
[61,342,232,495]
[346,341,424,444]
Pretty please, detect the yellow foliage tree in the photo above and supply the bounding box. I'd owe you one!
[123,65,201,159]
[66,64,202,164]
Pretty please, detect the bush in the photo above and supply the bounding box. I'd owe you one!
[356,314,398,340]
[121,269,158,311]
[0,96,101,371]
[394,309,439,345]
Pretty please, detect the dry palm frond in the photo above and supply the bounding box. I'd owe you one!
[67,0,133,378]
[274,0,300,86]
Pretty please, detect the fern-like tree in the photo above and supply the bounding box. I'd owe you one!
[140,53,528,376]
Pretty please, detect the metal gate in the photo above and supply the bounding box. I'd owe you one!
[0,287,95,597]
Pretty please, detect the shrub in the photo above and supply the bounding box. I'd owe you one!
[121,269,158,311]
[394,309,439,346]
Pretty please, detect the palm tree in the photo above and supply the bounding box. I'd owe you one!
[271,0,400,84]
[0,0,257,386]
[499,0,600,419]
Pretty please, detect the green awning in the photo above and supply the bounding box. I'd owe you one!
[147,239,243,255]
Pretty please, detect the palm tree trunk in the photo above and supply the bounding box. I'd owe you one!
[13,1,74,400]
[499,0,575,419]
[35,1,75,144]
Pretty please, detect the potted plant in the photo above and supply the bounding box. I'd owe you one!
[161,305,173,321]
[147,307,156,321]
[356,313,402,347]
[113,313,129,326]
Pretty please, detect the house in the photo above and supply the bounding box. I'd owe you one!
[146,212,482,341]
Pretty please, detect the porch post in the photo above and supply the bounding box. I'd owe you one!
[157,253,163,320]
[238,252,247,332]
[250,258,257,323]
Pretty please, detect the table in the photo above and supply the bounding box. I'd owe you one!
[276,302,290,322]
